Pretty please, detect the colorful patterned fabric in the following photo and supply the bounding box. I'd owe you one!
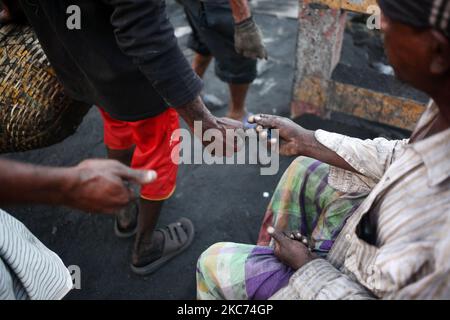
[197,157,367,300]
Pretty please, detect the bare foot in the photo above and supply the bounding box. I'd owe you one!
[132,231,164,267]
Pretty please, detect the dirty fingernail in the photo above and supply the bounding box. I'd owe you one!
[267,226,275,234]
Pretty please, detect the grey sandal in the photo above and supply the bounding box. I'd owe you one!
[130,217,195,275]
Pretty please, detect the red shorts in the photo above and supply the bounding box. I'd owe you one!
[99,107,180,200]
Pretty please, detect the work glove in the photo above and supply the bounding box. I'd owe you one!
[234,16,268,60]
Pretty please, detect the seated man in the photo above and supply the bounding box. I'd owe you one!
[197,0,450,299]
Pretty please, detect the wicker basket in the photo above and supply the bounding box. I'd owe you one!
[0,24,91,153]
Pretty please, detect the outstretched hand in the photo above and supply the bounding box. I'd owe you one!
[177,96,245,156]
[248,114,313,157]
[209,116,246,156]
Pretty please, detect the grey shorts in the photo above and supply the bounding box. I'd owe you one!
[181,0,257,84]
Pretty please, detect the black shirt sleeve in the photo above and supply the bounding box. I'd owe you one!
[103,0,203,107]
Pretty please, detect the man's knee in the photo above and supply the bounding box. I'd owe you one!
[292,156,316,168]
[281,156,315,177]
[197,242,226,274]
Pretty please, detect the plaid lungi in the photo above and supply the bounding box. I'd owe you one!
[196,157,367,300]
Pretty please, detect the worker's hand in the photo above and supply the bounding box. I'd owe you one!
[216,116,245,132]
[268,226,318,271]
[64,159,156,214]
[248,114,312,157]
[200,116,245,156]
[234,16,268,60]
[177,96,245,156]
[215,116,246,156]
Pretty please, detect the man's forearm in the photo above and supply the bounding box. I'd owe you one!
[229,0,251,23]
[0,159,76,206]
[176,96,218,131]
[301,131,358,173]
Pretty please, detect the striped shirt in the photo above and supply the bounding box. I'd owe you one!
[271,101,450,300]
[0,209,73,300]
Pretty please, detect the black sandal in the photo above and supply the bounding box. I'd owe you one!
[130,217,195,275]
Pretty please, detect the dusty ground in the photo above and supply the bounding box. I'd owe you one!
[2,0,425,299]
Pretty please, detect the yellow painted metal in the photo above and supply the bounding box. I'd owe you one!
[293,0,424,131]
[293,76,426,130]
[329,81,425,131]
[309,0,379,13]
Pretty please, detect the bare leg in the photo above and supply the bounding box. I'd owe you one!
[132,199,165,267]
[107,147,137,231]
[107,147,166,266]
[107,147,134,166]
[192,53,213,78]
[226,83,250,121]
[193,53,250,120]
